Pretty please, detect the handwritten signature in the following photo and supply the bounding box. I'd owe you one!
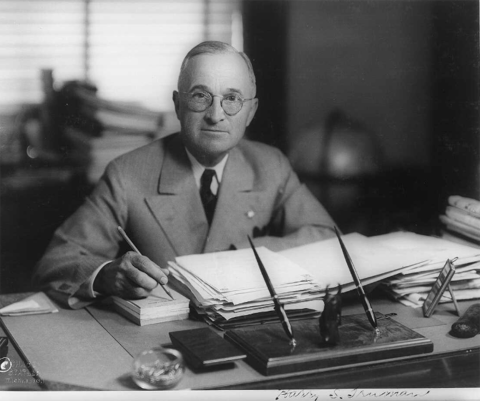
[276,389,431,401]
[329,389,431,399]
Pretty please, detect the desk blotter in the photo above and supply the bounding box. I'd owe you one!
[224,312,433,376]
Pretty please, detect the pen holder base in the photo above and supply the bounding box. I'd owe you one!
[225,312,433,376]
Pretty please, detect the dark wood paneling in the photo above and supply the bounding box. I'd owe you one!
[242,0,289,151]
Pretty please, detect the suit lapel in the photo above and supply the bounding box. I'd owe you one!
[204,146,262,252]
[145,136,208,257]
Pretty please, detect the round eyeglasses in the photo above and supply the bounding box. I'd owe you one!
[180,90,254,116]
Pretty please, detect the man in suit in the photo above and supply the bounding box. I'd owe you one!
[33,41,336,308]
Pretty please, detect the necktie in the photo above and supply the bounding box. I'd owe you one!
[200,169,217,225]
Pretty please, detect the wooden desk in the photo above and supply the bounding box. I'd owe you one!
[0,293,479,391]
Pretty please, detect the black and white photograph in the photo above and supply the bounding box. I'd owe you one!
[0,0,479,400]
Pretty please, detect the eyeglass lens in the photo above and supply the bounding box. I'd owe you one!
[186,92,243,116]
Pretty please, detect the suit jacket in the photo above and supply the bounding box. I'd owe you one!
[33,134,335,308]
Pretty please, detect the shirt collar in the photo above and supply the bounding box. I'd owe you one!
[185,148,229,189]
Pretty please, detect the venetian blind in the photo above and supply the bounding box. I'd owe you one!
[0,0,85,110]
[0,0,241,112]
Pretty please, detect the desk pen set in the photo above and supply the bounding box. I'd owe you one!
[223,229,433,376]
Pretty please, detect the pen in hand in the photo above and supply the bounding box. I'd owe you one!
[333,226,378,332]
[117,226,174,300]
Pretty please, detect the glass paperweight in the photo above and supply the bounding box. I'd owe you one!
[132,347,184,390]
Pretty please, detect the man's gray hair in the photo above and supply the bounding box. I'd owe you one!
[178,41,256,95]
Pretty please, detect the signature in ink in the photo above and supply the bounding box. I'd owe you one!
[276,390,320,401]
[329,388,431,399]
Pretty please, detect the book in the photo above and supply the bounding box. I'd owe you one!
[440,215,480,243]
[440,229,480,248]
[113,305,189,326]
[64,127,152,183]
[111,286,190,326]
[96,109,160,134]
[446,206,480,229]
[448,195,480,218]
[439,196,480,247]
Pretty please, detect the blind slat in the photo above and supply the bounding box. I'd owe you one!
[1,0,241,111]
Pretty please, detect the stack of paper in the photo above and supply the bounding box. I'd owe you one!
[377,232,480,307]
[168,231,480,325]
[440,195,480,244]
[278,232,427,293]
[168,234,443,328]
[169,247,324,328]
[111,286,190,326]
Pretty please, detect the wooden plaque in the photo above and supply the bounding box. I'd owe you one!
[224,312,433,376]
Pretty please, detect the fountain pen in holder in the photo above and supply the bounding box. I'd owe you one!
[334,226,378,332]
[247,236,297,347]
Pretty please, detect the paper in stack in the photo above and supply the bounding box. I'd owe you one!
[168,233,442,329]
[378,232,480,308]
[278,232,426,294]
[111,286,190,326]
[440,195,480,245]
[169,247,324,329]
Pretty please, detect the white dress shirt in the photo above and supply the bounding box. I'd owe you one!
[184,148,228,195]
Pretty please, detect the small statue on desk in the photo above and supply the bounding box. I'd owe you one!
[319,285,342,345]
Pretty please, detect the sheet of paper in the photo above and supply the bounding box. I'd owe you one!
[175,247,314,293]
[279,233,423,288]
[369,232,480,264]
[214,299,324,320]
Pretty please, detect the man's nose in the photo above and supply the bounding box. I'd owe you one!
[205,96,225,123]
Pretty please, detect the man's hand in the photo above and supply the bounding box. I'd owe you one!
[93,251,169,299]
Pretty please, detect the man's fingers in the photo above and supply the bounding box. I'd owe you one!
[123,282,151,299]
[160,267,170,277]
[129,254,168,285]
[124,266,158,290]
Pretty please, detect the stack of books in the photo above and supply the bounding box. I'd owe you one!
[111,286,190,326]
[72,85,162,135]
[58,81,179,183]
[64,126,151,182]
[440,195,480,246]
[378,232,480,308]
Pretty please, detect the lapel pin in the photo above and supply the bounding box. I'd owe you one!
[246,210,255,219]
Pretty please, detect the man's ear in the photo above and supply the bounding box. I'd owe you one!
[173,91,180,120]
[246,98,258,127]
